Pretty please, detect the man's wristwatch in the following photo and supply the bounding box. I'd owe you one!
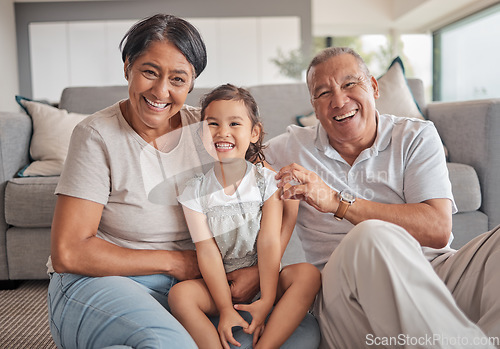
[334,189,356,221]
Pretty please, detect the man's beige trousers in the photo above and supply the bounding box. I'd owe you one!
[314,220,500,348]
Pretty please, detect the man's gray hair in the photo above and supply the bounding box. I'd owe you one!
[306,47,371,86]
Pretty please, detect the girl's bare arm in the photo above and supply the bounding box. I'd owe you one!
[257,189,283,306]
[234,189,283,341]
[184,206,249,347]
[263,160,299,258]
[183,206,234,313]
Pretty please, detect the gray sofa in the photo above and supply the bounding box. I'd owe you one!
[1,80,499,281]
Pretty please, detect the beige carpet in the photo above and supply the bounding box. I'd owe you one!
[0,280,56,348]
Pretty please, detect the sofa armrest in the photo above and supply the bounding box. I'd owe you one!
[427,98,500,231]
[0,111,32,280]
[0,112,32,182]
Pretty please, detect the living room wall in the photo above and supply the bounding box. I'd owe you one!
[29,16,302,103]
[0,1,19,112]
[15,0,312,101]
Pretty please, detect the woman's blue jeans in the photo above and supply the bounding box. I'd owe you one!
[48,272,320,348]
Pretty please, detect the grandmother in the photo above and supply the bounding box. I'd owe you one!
[47,14,318,348]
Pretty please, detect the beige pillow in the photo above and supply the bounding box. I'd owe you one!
[375,57,425,120]
[296,111,318,127]
[18,99,88,176]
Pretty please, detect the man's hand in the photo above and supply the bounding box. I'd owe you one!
[276,163,338,213]
[227,265,260,303]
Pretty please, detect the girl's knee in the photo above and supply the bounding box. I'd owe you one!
[281,263,321,291]
[168,279,212,316]
[168,282,189,314]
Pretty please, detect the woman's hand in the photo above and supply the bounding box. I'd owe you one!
[234,298,273,347]
[227,265,260,303]
[276,163,338,213]
[218,308,250,349]
[165,250,201,281]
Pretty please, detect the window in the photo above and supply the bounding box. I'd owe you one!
[433,4,500,102]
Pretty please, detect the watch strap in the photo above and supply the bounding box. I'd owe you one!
[334,200,350,221]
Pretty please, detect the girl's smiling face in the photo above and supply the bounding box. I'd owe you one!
[202,99,261,162]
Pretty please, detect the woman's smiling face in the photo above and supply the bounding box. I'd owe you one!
[124,40,194,138]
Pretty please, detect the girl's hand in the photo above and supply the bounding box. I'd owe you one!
[234,299,273,346]
[218,308,250,349]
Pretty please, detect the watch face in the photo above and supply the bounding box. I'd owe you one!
[341,190,356,203]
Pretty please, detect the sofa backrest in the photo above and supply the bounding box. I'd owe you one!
[59,85,128,114]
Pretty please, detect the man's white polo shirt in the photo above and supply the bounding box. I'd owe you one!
[265,113,456,269]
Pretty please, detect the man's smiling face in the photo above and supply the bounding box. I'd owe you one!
[307,53,379,151]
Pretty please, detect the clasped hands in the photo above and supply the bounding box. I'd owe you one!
[218,298,273,349]
[276,163,338,213]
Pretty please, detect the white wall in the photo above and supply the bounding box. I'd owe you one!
[29,20,135,102]
[14,0,312,100]
[0,0,19,112]
[29,17,301,102]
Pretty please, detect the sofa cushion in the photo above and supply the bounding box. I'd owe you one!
[451,211,488,249]
[16,97,89,176]
[406,78,426,114]
[376,57,425,120]
[447,162,481,213]
[296,111,317,127]
[6,227,51,279]
[5,177,59,228]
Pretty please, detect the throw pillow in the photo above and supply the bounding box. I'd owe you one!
[296,111,318,127]
[16,96,89,177]
[375,57,425,119]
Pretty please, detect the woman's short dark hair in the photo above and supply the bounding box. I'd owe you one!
[200,84,266,164]
[120,14,207,80]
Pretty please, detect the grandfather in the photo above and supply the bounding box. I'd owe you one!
[265,47,500,348]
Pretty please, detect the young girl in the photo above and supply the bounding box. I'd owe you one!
[170,84,321,349]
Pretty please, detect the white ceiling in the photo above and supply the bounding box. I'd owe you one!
[313,0,500,36]
[13,0,500,36]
